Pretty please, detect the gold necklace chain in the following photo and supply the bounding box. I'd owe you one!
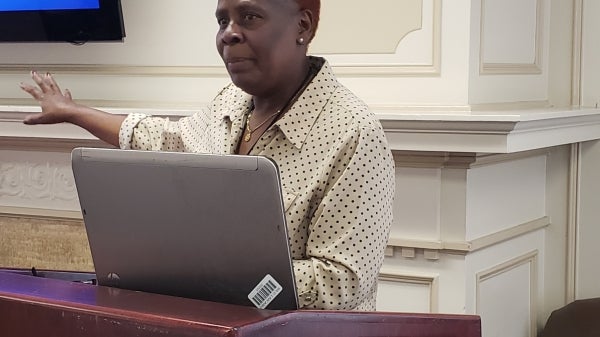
[243,110,281,142]
[242,60,319,143]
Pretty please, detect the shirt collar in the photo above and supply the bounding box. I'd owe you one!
[274,57,338,150]
[218,57,339,149]
[216,86,253,123]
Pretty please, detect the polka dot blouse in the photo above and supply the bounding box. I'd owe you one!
[119,57,395,311]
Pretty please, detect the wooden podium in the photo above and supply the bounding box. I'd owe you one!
[0,270,481,337]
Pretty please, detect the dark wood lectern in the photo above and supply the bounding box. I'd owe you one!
[0,271,481,337]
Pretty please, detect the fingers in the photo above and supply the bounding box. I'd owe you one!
[31,70,49,92]
[20,71,70,100]
[47,72,62,93]
[19,82,44,100]
[30,70,62,93]
[20,71,73,126]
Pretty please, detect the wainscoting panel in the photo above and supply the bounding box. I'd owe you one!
[476,251,538,337]
[465,154,547,240]
[376,272,439,313]
[480,0,542,73]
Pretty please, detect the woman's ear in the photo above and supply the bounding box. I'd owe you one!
[297,8,315,44]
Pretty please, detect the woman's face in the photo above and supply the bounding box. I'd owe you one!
[215,0,304,96]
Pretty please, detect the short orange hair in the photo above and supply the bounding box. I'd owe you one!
[295,0,320,40]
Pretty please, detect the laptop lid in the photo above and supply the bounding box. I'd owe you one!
[71,147,298,310]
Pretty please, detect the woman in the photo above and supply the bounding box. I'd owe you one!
[20,0,395,311]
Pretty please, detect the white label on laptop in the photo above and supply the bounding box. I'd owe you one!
[248,274,283,309]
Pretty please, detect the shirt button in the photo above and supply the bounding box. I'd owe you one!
[304,295,313,302]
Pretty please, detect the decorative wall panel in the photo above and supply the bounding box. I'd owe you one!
[0,151,79,211]
[377,272,438,313]
[311,0,422,54]
[480,0,542,74]
[476,251,538,337]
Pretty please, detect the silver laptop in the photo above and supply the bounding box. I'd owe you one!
[71,147,298,310]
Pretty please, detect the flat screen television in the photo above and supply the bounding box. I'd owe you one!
[0,0,125,43]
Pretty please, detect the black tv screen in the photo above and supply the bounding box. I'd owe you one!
[0,0,125,43]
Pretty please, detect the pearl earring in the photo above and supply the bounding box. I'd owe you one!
[297,37,305,45]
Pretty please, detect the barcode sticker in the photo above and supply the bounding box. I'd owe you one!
[248,274,283,309]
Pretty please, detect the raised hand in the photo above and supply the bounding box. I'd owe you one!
[19,71,77,125]
[18,70,126,147]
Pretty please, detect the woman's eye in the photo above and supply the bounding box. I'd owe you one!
[243,13,258,22]
[217,18,228,27]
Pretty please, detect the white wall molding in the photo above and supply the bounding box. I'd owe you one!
[480,63,542,75]
[469,217,549,252]
[0,206,82,221]
[378,271,439,313]
[571,0,583,106]
[468,100,551,111]
[380,107,600,153]
[387,239,470,255]
[392,148,551,169]
[479,0,544,75]
[0,136,108,152]
[476,250,538,337]
[0,64,228,77]
[566,143,580,302]
[392,151,476,169]
[1,63,443,78]
[469,148,551,168]
[387,216,550,255]
[4,106,600,154]
[572,0,583,106]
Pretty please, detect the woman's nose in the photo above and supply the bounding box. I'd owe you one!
[221,22,243,45]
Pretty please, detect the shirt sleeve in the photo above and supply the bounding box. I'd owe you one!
[119,113,194,152]
[292,123,395,310]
